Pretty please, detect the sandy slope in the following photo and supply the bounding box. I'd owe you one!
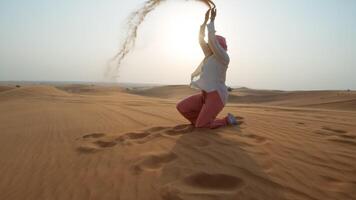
[0,85,16,92]
[0,84,355,200]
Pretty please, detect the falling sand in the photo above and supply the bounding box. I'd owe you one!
[106,0,216,79]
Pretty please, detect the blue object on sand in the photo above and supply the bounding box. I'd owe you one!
[227,113,238,125]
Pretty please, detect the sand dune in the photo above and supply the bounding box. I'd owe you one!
[0,85,15,92]
[0,85,71,99]
[126,85,197,99]
[56,84,124,95]
[130,85,356,111]
[0,84,355,200]
[229,89,356,109]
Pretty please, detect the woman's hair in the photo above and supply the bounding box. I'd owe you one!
[216,35,227,51]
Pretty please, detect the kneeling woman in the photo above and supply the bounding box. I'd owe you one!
[176,8,238,129]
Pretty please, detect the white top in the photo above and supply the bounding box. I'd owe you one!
[190,21,230,105]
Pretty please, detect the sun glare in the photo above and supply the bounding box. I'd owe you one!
[158,3,206,62]
[118,2,212,84]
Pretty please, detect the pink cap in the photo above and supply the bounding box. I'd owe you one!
[216,35,227,51]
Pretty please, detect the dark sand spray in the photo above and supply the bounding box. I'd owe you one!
[106,0,216,79]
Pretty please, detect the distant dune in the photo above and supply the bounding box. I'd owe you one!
[229,88,356,110]
[0,85,71,99]
[0,85,15,92]
[0,83,355,200]
[126,85,197,99]
[128,85,356,111]
[56,84,123,95]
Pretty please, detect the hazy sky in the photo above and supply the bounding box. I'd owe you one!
[0,0,355,90]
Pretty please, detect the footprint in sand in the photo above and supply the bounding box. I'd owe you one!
[82,132,106,139]
[94,140,117,148]
[116,125,193,143]
[76,124,201,154]
[165,124,195,136]
[240,133,268,145]
[147,126,169,132]
[126,131,151,139]
[77,131,147,153]
[183,172,245,191]
[131,152,178,174]
[115,131,153,145]
[161,172,245,200]
[76,144,101,153]
[77,132,119,153]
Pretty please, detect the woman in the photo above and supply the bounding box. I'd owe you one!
[176,8,238,129]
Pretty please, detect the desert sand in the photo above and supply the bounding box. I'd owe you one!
[0,84,355,200]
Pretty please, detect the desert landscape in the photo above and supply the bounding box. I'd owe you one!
[0,83,355,200]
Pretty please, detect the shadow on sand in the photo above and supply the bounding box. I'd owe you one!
[156,124,285,200]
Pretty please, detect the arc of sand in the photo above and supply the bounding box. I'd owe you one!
[106,0,217,79]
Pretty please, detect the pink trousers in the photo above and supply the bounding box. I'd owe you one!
[176,90,228,129]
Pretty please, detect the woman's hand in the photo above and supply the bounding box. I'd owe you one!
[211,8,217,22]
[203,9,211,25]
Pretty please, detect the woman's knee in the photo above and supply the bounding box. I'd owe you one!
[195,123,204,128]
[194,119,208,128]
[176,101,184,113]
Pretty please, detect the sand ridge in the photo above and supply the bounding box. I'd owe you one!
[0,85,71,99]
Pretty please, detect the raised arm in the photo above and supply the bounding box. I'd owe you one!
[207,9,230,65]
[199,9,212,57]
